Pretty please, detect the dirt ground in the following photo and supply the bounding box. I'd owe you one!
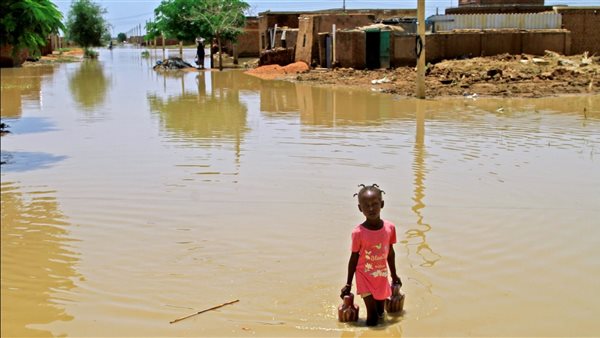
[21,48,85,66]
[247,52,600,98]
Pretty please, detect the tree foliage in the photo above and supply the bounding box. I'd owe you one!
[153,0,204,42]
[144,20,161,41]
[189,0,249,70]
[65,0,110,49]
[117,32,127,43]
[152,0,248,70]
[0,0,64,58]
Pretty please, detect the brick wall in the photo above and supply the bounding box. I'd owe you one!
[391,29,571,66]
[223,18,260,57]
[335,30,366,69]
[555,8,600,54]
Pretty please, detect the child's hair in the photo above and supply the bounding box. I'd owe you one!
[353,184,385,199]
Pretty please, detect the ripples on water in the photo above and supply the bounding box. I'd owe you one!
[1,48,599,337]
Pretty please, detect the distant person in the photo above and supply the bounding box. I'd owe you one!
[195,38,205,69]
[340,184,402,326]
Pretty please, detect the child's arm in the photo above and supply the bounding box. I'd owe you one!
[387,245,402,286]
[340,252,359,298]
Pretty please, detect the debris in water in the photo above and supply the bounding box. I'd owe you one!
[169,299,239,324]
[153,57,194,71]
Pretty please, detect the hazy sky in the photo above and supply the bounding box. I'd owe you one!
[53,0,597,36]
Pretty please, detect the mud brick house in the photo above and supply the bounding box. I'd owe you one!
[259,9,416,52]
[223,17,260,58]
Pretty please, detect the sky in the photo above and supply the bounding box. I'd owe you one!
[53,0,597,36]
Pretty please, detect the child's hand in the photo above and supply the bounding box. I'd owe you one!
[392,275,402,287]
[340,284,352,299]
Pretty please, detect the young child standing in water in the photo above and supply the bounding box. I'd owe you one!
[340,184,402,326]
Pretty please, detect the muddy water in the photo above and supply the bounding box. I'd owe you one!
[1,48,599,337]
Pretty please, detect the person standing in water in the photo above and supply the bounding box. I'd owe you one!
[195,38,205,69]
[340,184,402,326]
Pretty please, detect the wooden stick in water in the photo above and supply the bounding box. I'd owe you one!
[169,299,239,324]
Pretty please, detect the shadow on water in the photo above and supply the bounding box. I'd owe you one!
[68,60,110,113]
[0,151,67,172]
[0,117,57,134]
[0,181,80,337]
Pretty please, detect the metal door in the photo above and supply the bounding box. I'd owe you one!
[379,30,390,69]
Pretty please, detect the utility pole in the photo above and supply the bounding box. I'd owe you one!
[416,0,426,98]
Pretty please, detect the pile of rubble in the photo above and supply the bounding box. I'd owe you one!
[153,57,195,70]
[293,52,599,98]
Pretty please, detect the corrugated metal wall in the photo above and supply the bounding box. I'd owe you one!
[433,13,562,31]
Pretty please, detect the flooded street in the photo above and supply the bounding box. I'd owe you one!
[1,48,599,337]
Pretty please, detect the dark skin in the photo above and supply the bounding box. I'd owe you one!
[340,189,402,326]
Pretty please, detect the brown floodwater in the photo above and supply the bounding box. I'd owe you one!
[1,48,599,337]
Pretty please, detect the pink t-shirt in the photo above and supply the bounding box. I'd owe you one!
[351,220,397,300]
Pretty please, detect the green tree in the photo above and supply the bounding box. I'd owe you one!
[153,0,202,42]
[144,21,160,42]
[152,0,248,70]
[0,0,64,65]
[65,0,110,52]
[117,32,127,43]
[153,0,204,58]
[189,0,249,71]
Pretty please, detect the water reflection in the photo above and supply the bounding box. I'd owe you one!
[260,80,299,114]
[148,74,248,143]
[406,102,441,268]
[0,182,80,337]
[0,66,55,118]
[68,60,110,113]
[296,84,399,126]
[215,70,262,93]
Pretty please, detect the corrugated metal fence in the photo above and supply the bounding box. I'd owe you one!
[432,13,562,31]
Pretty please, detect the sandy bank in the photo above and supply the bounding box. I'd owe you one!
[245,62,309,80]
